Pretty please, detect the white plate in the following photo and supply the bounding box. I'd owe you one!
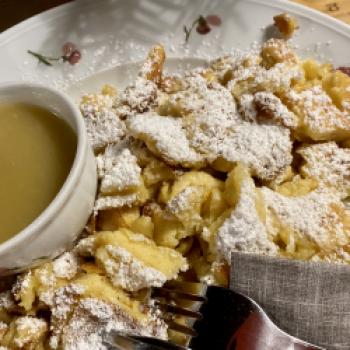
[0,0,349,101]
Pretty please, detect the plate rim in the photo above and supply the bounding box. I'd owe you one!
[1,0,350,47]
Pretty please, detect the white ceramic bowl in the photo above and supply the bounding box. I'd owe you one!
[0,82,97,274]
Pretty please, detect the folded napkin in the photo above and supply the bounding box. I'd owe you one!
[230,252,350,350]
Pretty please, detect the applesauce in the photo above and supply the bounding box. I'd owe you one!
[0,103,77,243]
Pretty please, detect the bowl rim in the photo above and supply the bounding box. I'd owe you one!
[0,81,88,256]
[0,0,350,49]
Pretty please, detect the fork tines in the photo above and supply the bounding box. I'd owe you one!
[152,286,206,302]
[154,301,203,319]
[152,281,207,338]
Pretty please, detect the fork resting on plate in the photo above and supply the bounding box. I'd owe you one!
[104,281,324,350]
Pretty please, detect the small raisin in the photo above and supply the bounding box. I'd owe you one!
[196,23,211,35]
[68,50,81,65]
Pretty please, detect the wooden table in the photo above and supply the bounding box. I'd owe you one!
[294,0,350,23]
[0,0,71,32]
[0,0,349,33]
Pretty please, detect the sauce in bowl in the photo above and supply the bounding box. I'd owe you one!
[0,103,77,243]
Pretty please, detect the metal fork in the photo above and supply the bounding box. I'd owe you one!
[104,281,325,350]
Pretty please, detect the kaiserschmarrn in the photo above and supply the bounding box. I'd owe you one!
[1,14,350,350]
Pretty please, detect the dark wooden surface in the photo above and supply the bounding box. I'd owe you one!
[0,0,72,32]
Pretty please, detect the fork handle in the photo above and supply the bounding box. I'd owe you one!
[190,286,324,350]
[227,310,323,350]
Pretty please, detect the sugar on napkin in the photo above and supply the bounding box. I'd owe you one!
[231,252,350,350]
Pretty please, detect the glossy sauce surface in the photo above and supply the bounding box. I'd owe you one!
[0,103,77,243]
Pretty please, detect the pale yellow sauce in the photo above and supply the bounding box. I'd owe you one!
[0,103,77,244]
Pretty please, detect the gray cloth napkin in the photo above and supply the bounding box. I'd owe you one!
[230,252,350,350]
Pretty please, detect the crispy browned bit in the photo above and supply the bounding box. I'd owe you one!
[212,261,230,288]
[142,202,159,217]
[273,13,298,39]
[139,44,166,86]
[260,38,297,68]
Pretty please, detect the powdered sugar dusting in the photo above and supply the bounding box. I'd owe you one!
[177,75,239,159]
[94,193,138,211]
[101,245,167,291]
[128,112,203,166]
[130,72,293,180]
[219,123,292,180]
[14,317,47,348]
[80,94,126,151]
[228,62,303,95]
[60,297,167,350]
[0,292,14,310]
[286,85,350,140]
[96,143,141,194]
[312,246,350,264]
[74,236,96,257]
[238,94,258,122]
[298,142,350,196]
[262,187,350,249]
[166,187,197,214]
[216,177,278,262]
[254,91,298,128]
[53,252,78,280]
[51,284,85,320]
[119,77,158,112]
